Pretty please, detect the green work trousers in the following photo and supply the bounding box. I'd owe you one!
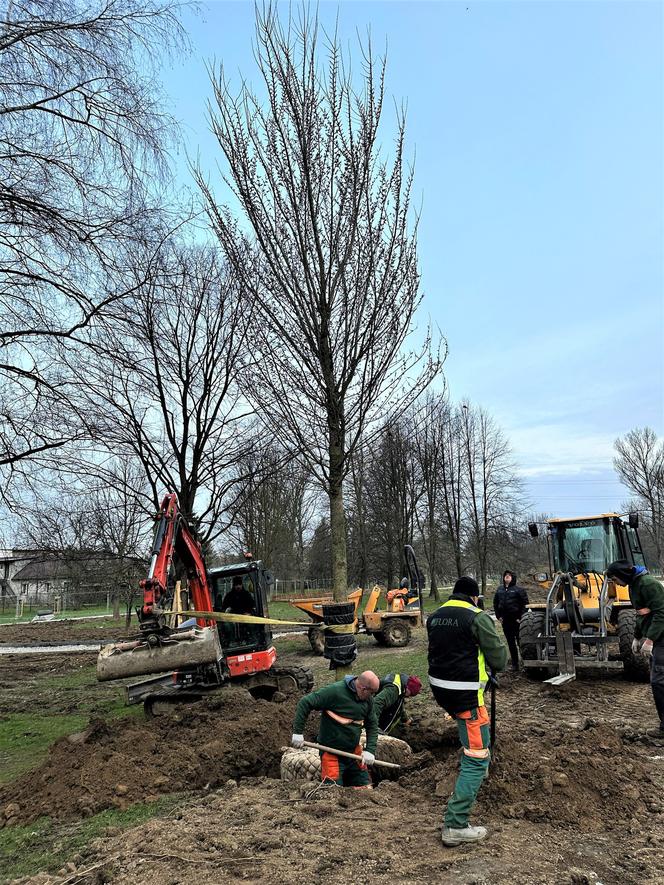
[444,705,491,828]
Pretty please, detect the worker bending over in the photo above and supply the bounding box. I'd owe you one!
[373,673,422,734]
[427,576,507,847]
[291,670,380,788]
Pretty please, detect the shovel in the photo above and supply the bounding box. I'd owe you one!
[287,740,401,769]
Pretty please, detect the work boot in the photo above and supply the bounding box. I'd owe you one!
[441,825,488,847]
[645,726,664,740]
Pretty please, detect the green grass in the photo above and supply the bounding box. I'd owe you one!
[0,606,114,625]
[0,664,143,783]
[0,797,182,883]
[0,713,89,784]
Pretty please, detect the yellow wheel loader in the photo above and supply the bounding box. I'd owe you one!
[522,513,650,685]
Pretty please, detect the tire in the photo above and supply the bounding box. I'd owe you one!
[308,625,325,656]
[518,610,547,680]
[617,609,650,682]
[381,619,411,648]
[518,610,546,660]
[373,632,388,646]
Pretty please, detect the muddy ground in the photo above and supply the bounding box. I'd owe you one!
[1,621,663,885]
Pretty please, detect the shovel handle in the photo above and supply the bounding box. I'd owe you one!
[285,740,400,769]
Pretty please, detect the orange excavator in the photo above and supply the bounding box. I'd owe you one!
[97,493,312,713]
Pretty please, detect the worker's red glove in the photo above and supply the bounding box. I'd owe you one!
[641,639,654,657]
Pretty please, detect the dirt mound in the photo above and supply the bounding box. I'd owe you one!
[0,687,296,827]
[479,719,651,828]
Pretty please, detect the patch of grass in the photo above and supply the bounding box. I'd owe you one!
[0,713,89,784]
[0,796,182,882]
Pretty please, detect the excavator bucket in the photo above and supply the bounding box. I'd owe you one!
[97,625,222,682]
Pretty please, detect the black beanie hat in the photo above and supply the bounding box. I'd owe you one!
[454,576,479,598]
[606,559,635,585]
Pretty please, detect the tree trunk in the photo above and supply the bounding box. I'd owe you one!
[329,440,348,601]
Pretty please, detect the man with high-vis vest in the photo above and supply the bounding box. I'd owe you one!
[427,576,507,846]
[373,673,422,734]
[291,671,380,787]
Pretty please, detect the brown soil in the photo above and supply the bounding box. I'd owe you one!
[2,625,664,884]
[0,620,133,646]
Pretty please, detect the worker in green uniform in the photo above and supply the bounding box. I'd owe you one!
[291,670,380,787]
[373,673,422,734]
[607,560,664,738]
[427,576,507,846]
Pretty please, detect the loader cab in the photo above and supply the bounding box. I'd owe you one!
[547,514,646,575]
[208,561,273,654]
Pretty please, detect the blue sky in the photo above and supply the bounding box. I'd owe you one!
[160,0,663,517]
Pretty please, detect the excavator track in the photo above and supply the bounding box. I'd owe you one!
[240,664,314,700]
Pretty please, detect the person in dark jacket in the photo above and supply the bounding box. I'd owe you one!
[221,576,256,615]
[607,560,664,739]
[373,673,422,734]
[427,576,507,847]
[493,570,529,671]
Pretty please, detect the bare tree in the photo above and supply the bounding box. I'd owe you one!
[0,0,185,475]
[460,401,523,593]
[437,403,465,580]
[73,244,254,546]
[614,427,664,569]
[198,4,441,597]
[229,443,318,581]
[413,393,447,599]
[12,470,149,622]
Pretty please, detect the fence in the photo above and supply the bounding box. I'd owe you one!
[0,589,120,620]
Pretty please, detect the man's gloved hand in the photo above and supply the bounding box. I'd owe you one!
[361,750,375,766]
[641,638,654,657]
[632,638,641,655]
[291,734,305,749]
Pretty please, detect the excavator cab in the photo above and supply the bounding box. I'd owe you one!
[209,562,273,654]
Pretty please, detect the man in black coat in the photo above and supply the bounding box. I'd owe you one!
[493,570,529,671]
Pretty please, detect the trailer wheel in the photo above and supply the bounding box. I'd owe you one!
[617,609,650,682]
[308,625,325,656]
[381,619,411,648]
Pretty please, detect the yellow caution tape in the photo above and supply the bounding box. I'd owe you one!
[162,609,358,634]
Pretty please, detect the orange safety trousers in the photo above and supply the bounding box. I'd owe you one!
[320,745,371,788]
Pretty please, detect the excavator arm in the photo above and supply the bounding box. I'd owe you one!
[97,493,221,682]
[138,493,215,632]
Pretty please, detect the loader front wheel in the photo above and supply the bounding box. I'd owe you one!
[308,625,325,656]
[380,619,411,648]
[617,609,650,682]
[518,611,547,680]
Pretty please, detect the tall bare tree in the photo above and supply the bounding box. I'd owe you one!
[0,0,185,476]
[614,427,664,569]
[198,4,441,597]
[460,401,523,592]
[229,443,318,581]
[413,393,447,599]
[73,244,254,546]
